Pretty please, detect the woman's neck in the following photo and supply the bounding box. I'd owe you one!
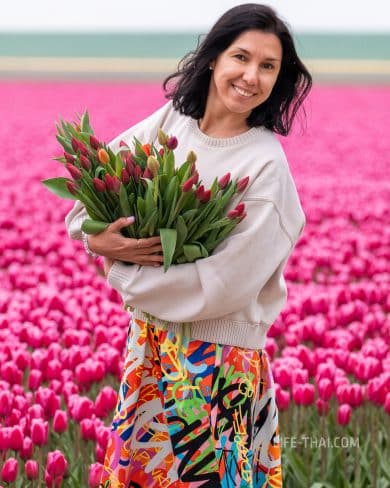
[198,115,250,138]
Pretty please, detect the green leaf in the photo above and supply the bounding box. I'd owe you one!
[80,110,93,133]
[160,228,177,272]
[176,160,191,184]
[56,134,74,153]
[119,184,131,216]
[175,215,188,250]
[41,177,79,200]
[183,243,204,262]
[81,219,109,234]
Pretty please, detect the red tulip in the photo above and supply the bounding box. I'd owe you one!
[79,155,91,170]
[195,184,205,200]
[121,168,130,184]
[337,404,351,426]
[63,152,75,164]
[92,177,106,193]
[53,410,68,434]
[236,176,249,192]
[25,459,39,480]
[192,170,199,185]
[227,209,240,219]
[104,174,121,193]
[133,164,142,183]
[166,136,178,150]
[89,135,101,150]
[218,172,231,190]
[143,167,153,179]
[65,163,82,180]
[316,398,330,416]
[200,189,211,203]
[30,419,48,446]
[1,457,18,483]
[234,202,245,216]
[88,463,104,488]
[182,176,195,193]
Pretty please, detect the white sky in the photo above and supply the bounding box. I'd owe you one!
[1,0,390,32]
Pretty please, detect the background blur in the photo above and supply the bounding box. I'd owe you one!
[1,0,390,82]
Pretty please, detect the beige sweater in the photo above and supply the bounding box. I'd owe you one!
[65,101,306,350]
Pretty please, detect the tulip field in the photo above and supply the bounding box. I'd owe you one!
[0,81,389,487]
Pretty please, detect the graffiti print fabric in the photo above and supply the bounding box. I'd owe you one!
[101,317,282,487]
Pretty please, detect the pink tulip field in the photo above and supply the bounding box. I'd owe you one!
[0,81,389,487]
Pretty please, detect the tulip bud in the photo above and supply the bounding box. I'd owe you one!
[66,164,82,180]
[92,177,106,193]
[186,150,197,164]
[195,185,205,200]
[66,181,79,195]
[236,176,249,192]
[125,155,134,175]
[157,128,168,146]
[142,144,151,156]
[104,174,121,193]
[166,136,178,150]
[25,460,39,480]
[182,176,195,193]
[97,148,110,165]
[79,155,91,170]
[89,135,101,150]
[159,148,164,157]
[337,404,351,426]
[218,172,231,190]
[133,165,142,183]
[71,137,79,153]
[1,457,18,483]
[30,419,48,446]
[200,189,211,203]
[88,463,104,488]
[119,140,129,147]
[227,209,240,219]
[234,202,245,216]
[120,168,130,184]
[46,450,68,478]
[192,170,200,185]
[64,152,75,164]
[147,156,160,177]
[143,167,153,179]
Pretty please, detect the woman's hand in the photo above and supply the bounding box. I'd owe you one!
[88,217,164,267]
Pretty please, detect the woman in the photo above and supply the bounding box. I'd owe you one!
[66,3,311,487]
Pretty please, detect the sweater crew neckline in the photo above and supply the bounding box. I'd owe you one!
[187,117,263,147]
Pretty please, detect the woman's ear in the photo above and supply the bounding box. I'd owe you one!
[209,61,215,70]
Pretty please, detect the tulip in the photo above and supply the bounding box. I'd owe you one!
[275,386,290,411]
[142,167,153,179]
[384,392,390,415]
[234,202,245,216]
[71,137,79,153]
[20,437,33,460]
[80,418,95,441]
[66,181,79,195]
[92,177,106,192]
[186,150,197,164]
[166,136,178,150]
[97,148,110,165]
[218,172,231,190]
[157,128,168,146]
[192,170,199,185]
[195,185,205,201]
[25,459,39,480]
[0,428,9,450]
[200,189,211,203]
[30,419,48,446]
[35,387,60,419]
[125,156,134,175]
[318,378,333,401]
[79,155,91,170]
[182,176,195,193]
[292,383,315,406]
[337,404,351,426]
[236,175,249,192]
[142,143,151,156]
[95,386,117,418]
[63,152,75,164]
[159,148,164,157]
[119,139,129,148]
[316,398,330,416]
[104,174,121,193]
[95,445,105,464]
[227,209,240,219]
[46,450,68,478]
[65,163,82,180]
[9,425,23,451]
[89,135,101,150]
[133,164,142,183]
[0,390,12,416]
[53,410,68,434]
[120,168,130,184]
[1,457,18,483]
[147,155,160,177]
[88,463,104,488]
[96,426,110,450]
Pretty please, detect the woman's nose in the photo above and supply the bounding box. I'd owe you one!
[241,64,258,85]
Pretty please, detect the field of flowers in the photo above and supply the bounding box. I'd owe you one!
[0,81,389,487]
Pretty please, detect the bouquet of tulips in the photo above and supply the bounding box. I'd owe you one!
[43,111,250,272]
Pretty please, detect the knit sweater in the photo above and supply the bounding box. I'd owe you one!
[65,101,306,350]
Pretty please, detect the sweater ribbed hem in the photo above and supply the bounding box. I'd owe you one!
[131,307,269,351]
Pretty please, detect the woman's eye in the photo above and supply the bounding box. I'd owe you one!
[263,63,274,70]
[234,54,246,61]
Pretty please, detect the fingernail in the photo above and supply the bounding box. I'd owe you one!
[127,216,135,223]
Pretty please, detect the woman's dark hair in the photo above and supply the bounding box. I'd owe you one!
[163,3,312,136]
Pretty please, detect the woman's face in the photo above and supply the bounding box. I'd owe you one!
[208,29,282,120]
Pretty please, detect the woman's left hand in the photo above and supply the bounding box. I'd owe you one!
[104,257,115,277]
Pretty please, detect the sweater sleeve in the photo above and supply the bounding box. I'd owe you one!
[107,197,293,322]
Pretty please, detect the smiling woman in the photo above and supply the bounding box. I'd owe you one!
[64,3,312,487]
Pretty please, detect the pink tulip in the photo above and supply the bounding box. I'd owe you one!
[218,172,231,190]
[236,176,249,192]
[337,404,351,426]
[25,459,39,480]
[81,418,96,441]
[0,428,9,450]
[275,386,290,411]
[46,450,68,478]
[95,386,117,418]
[318,378,333,401]
[88,463,104,488]
[30,419,48,447]
[35,387,60,419]
[20,437,33,460]
[9,425,23,451]
[0,390,12,416]
[53,410,68,434]
[292,383,315,406]
[28,369,43,390]
[1,457,18,483]
[95,444,105,464]
[316,398,330,416]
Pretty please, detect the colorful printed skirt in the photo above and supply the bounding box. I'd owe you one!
[100,316,282,487]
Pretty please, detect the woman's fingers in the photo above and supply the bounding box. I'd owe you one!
[133,236,161,248]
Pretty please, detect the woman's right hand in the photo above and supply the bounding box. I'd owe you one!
[87,217,164,267]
